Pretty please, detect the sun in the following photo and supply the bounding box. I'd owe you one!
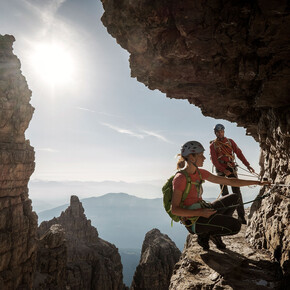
[30,42,75,85]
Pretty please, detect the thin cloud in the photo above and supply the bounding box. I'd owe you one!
[100,122,172,143]
[142,130,172,143]
[23,0,67,27]
[100,122,145,139]
[48,0,67,14]
[98,111,122,118]
[76,107,95,113]
[36,148,59,153]
[76,107,122,118]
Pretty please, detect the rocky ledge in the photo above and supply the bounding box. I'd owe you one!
[170,222,284,289]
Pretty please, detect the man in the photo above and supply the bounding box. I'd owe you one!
[210,124,255,224]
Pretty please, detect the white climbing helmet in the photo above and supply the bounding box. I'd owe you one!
[181,141,205,157]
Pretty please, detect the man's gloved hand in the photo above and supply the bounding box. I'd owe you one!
[247,165,255,173]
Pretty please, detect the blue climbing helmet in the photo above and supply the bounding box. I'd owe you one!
[214,124,225,132]
[181,141,205,157]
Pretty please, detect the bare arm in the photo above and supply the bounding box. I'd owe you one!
[171,188,216,218]
[206,172,269,187]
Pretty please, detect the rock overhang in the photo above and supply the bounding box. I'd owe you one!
[100,0,290,140]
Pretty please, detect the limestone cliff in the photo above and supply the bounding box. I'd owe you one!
[38,195,127,290]
[130,228,181,290]
[100,0,290,282]
[0,34,37,289]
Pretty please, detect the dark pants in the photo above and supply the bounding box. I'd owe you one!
[217,167,245,219]
[195,194,241,236]
[184,194,241,236]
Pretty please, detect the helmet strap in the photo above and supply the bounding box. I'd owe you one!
[191,161,198,168]
[188,160,198,171]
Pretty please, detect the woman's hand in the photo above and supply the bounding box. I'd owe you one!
[257,180,271,186]
[200,208,216,218]
[224,169,232,176]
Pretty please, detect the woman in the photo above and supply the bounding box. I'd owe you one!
[171,141,270,250]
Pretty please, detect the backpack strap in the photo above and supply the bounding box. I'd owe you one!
[178,169,204,205]
[179,170,192,206]
[196,167,203,182]
[177,168,205,227]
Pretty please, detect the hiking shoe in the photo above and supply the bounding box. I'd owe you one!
[210,235,226,249]
[238,216,247,225]
[197,234,210,250]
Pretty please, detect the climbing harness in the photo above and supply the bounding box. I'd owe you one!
[212,138,236,168]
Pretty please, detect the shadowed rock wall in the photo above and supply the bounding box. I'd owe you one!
[34,224,67,290]
[246,108,290,276]
[100,0,290,278]
[0,35,37,289]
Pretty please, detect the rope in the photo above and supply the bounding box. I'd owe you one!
[237,173,259,178]
[236,164,259,177]
[236,165,290,189]
[215,184,290,211]
[270,183,290,187]
[216,184,224,199]
[215,185,278,211]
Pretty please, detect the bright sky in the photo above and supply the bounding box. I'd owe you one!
[0,0,260,186]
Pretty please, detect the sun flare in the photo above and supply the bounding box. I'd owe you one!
[31,42,75,85]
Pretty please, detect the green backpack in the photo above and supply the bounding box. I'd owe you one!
[162,169,204,225]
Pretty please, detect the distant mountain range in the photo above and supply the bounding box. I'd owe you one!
[29,179,164,212]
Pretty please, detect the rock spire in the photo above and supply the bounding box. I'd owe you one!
[37,195,127,290]
[131,228,181,290]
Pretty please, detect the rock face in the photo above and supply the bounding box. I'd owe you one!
[100,0,290,279]
[246,110,290,277]
[34,224,67,289]
[101,0,289,134]
[37,195,127,290]
[131,228,181,290]
[0,35,37,289]
[170,224,284,289]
